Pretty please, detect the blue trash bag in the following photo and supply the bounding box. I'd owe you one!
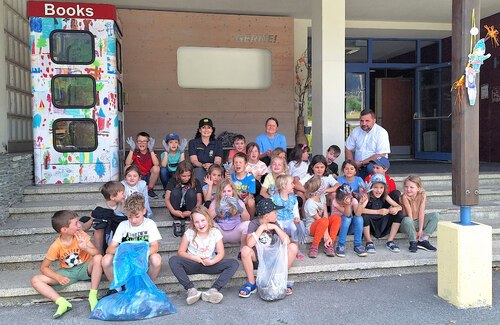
[90,241,176,321]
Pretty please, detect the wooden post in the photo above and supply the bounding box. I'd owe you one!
[451,0,479,212]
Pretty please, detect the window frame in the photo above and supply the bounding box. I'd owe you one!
[51,74,96,109]
[53,118,98,153]
[49,30,95,65]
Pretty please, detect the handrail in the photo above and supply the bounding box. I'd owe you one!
[413,113,452,121]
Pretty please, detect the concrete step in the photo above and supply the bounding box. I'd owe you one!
[1,236,499,306]
[9,197,168,220]
[19,173,500,202]
[391,172,500,188]
[1,211,500,272]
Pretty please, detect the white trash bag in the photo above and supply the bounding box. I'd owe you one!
[252,232,288,301]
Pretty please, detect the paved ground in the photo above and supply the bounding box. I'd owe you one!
[1,271,498,324]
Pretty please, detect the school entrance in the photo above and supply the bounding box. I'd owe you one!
[345,38,452,161]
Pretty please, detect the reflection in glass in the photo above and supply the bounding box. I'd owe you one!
[417,67,451,152]
[345,39,368,63]
[373,40,416,63]
[50,31,94,64]
[53,119,97,152]
[345,72,365,137]
[52,75,96,108]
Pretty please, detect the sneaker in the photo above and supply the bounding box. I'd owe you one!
[325,245,335,257]
[173,221,183,237]
[296,250,305,259]
[186,288,202,305]
[417,240,437,252]
[202,288,223,304]
[335,245,346,258]
[365,242,376,254]
[409,241,418,253]
[354,245,368,257]
[386,241,400,253]
[308,245,319,258]
[148,189,158,198]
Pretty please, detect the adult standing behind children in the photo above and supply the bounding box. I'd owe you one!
[125,132,160,198]
[256,117,287,166]
[345,109,390,179]
[188,118,223,184]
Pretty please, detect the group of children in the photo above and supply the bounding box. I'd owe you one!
[31,129,439,318]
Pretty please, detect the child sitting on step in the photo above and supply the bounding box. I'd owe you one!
[272,174,306,259]
[169,206,239,305]
[303,176,342,258]
[399,175,439,252]
[31,210,103,319]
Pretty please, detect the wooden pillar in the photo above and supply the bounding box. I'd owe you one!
[451,0,479,207]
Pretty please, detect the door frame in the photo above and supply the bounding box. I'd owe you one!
[414,63,452,160]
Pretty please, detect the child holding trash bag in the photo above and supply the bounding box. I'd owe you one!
[272,174,307,259]
[102,193,162,286]
[238,198,298,299]
[169,206,239,305]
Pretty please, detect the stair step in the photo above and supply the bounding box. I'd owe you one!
[1,237,499,306]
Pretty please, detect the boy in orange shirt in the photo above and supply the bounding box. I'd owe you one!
[31,210,103,319]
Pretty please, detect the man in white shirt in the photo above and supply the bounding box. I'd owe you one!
[345,109,390,179]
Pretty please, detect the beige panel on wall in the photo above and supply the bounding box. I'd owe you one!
[118,10,294,147]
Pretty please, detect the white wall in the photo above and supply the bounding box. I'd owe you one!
[311,0,346,157]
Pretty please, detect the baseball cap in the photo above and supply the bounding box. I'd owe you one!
[198,118,214,128]
[370,156,390,169]
[370,173,387,185]
[255,198,284,217]
[165,132,179,142]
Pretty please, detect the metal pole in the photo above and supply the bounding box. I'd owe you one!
[460,206,471,225]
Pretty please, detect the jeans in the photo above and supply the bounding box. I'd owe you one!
[160,167,174,189]
[337,214,364,247]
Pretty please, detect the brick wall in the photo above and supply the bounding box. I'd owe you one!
[0,153,32,223]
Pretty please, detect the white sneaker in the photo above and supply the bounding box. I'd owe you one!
[186,288,201,305]
[201,288,224,304]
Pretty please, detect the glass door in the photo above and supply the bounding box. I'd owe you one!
[345,71,368,138]
[415,64,452,160]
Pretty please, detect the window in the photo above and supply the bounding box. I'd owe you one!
[116,40,122,73]
[372,40,416,63]
[117,80,123,112]
[345,39,368,63]
[177,47,272,89]
[51,75,96,108]
[53,119,97,152]
[50,30,94,64]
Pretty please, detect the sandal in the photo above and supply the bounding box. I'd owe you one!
[238,282,257,298]
[286,284,293,296]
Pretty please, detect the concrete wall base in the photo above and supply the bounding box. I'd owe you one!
[437,221,492,308]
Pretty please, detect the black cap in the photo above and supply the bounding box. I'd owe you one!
[255,198,284,217]
[199,118,214,128]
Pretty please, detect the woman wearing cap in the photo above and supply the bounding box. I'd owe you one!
[188,118,224,184]
[256,117,287,166]
[160,132,186,193]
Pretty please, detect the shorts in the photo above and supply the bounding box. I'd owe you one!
[53,261,91,290]
[141,173,151,184]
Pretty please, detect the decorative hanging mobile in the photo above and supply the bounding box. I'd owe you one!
[451,9,498,107]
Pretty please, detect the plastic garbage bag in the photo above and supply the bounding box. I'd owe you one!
[252,232,288,301]
[90,241,176,321]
